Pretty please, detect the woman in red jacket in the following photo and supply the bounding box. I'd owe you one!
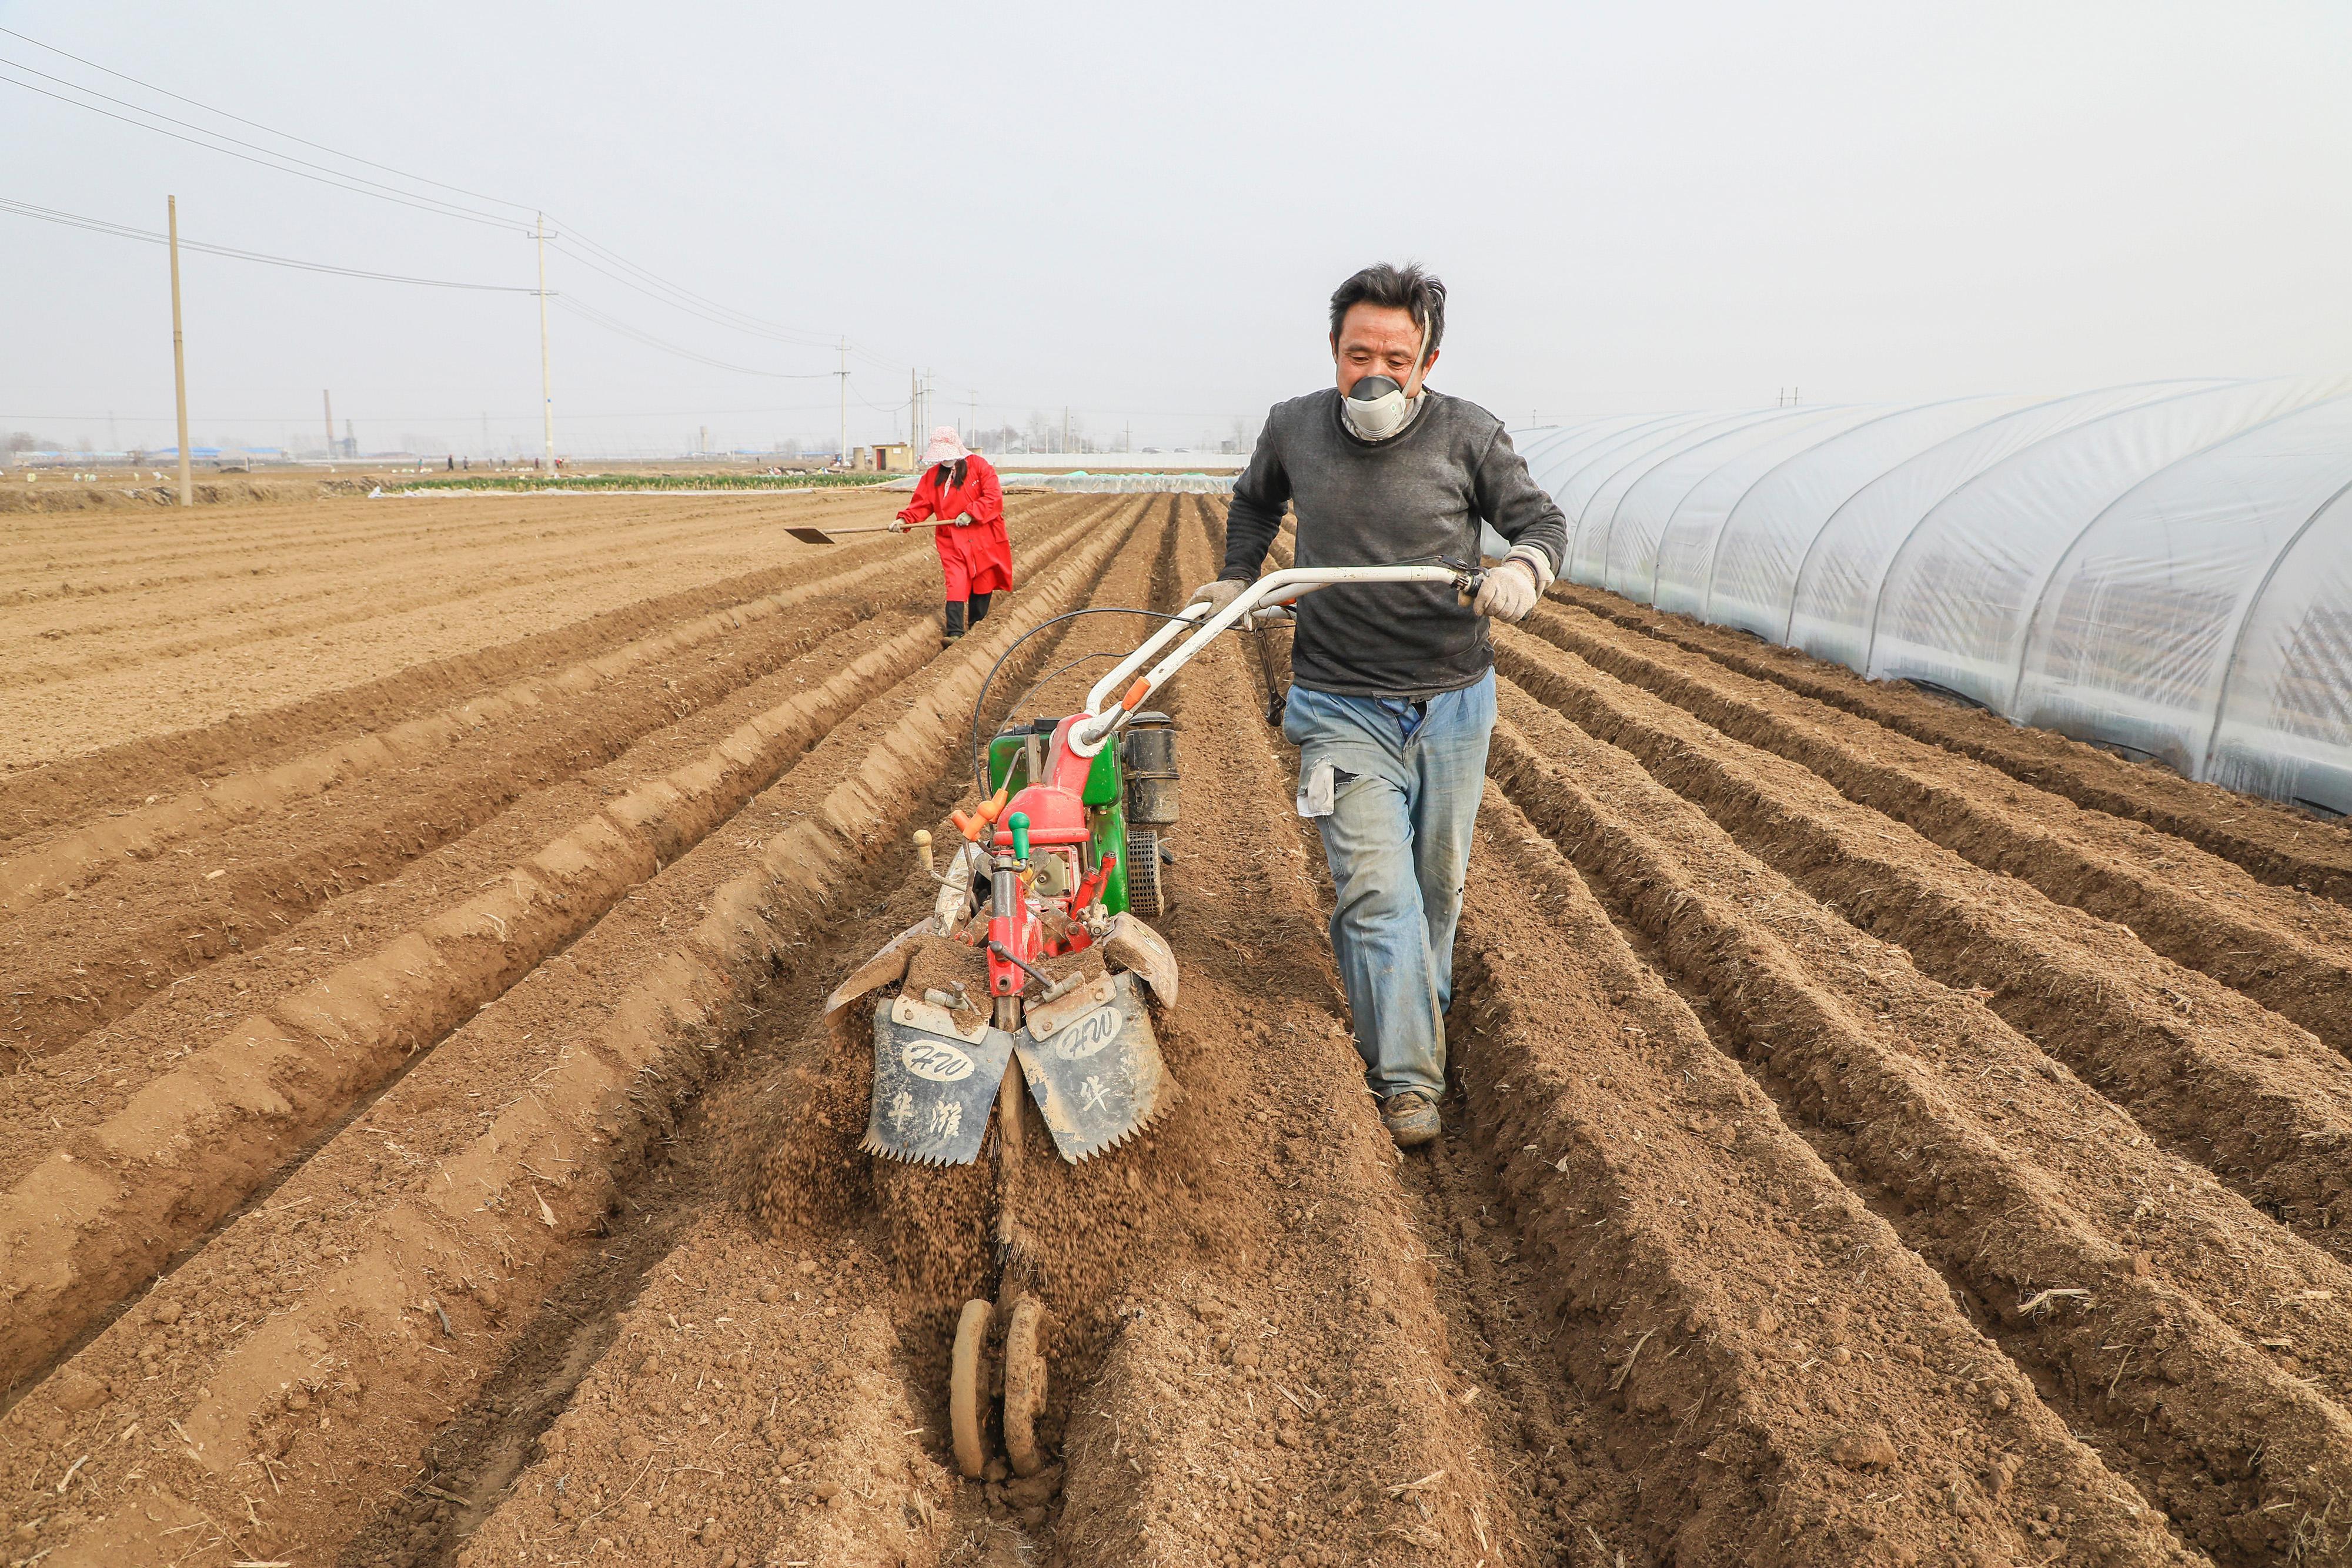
[893,426,1012,641]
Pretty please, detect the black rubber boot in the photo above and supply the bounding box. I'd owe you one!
[943,600,966,641]
[967,592,993,627]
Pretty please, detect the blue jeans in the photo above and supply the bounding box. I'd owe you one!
[1282,673,1496,1100]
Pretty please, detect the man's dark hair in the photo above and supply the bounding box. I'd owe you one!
[1328,262,1445,364]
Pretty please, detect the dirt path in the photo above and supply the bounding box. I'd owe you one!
[0,503,1101,1065]
[443,499,1571,1568]
[0,497,1148,1556]
[0,487,916,770]
[1522,599,2352,1064]
[0,497,1100,851]
[1552,582,2352,908]
[9,493,2352,1567]
[1486,658,2352,1566]
[1448,787,2194,1567]
[1494,626,2352,1257]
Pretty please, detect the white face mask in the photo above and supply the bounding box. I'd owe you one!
[1342,375,1414,441]
[1339,313,1435,442]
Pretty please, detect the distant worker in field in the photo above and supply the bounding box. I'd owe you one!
[1195,262,1566,1149]
[893,426,1012,643]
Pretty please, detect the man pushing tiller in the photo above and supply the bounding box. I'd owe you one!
[825,266,1544,1475]
[1196,262,1567,1148]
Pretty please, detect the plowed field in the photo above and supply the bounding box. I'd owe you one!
[6,494,2352,1568]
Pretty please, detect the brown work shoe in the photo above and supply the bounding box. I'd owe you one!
[1380,1089,1440,1149]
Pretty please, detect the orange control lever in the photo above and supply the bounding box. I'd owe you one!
[951,785,1012,842]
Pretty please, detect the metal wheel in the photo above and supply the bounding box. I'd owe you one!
[1002,1295,1050,1477]
[1125,826,1165,918]
[948,1298,993,1479]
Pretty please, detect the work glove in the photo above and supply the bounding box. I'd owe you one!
[953,512,974,527]
[1474,556,1544,623]
[1188,578,1248,618]
[888,516,910,533]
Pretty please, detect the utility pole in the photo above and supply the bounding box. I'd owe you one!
[1062,407,1071,456]
[536,214,554,469]
[836,337,848,469]
[323,390,335,460]
[910,368,918,450]
[167,195,192,506]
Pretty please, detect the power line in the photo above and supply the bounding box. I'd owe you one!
[2,190,855,393]
[545,240,843,357]
[0,403,853,423]
[0,195,537,291]
[0,28,984,394]
[543,234,953,385]
[0,24,539,218]
[554,297,837,379]
[852,383,916,416]
[0,71,529,233]
[0,29,978,387]
[0,49,519,229]
[549,235,841,352]
[3,36,1237,431]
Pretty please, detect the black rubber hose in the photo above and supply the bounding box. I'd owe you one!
[967,608,1191,795]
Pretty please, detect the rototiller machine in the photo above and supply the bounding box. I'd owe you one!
[820,560,1488,1479]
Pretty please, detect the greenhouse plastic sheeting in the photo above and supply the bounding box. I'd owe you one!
[1525,413,1686,496]
[2209,487,2352,813]
[1699,396,2040,640]
[1598,408,1838,600]
[1517,416,1651,480]
[1509,375,2352,816]
[1559,413,1756,581]
[1785,382,2221,670]
[1647,404,1898,617]
[1867,377,2352,708]
[2012,394,2352,774]
[1575,410,1798,587]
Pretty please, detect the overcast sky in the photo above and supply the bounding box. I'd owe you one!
[3,1,2346,457]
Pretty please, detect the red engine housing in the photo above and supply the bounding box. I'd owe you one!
[982,716,1110,998]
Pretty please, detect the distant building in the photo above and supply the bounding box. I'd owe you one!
[860,442,914,473]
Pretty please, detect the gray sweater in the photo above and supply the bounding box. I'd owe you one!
[1221,388,1569,698]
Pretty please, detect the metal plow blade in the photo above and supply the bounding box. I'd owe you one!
[1013,970,1176,1163]
[784,525,839,545]
[862,995,1017,1165]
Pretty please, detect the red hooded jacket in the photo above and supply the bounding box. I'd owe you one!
[897,454,1012,600]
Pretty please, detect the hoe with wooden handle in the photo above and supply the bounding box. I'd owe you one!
[786,517,953,545]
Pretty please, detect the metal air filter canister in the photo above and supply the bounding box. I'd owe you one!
[1121,712,1179,825]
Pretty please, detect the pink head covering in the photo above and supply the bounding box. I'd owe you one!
[920,426,968,467]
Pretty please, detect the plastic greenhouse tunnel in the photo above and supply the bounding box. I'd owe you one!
[1506,376,2352,818]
